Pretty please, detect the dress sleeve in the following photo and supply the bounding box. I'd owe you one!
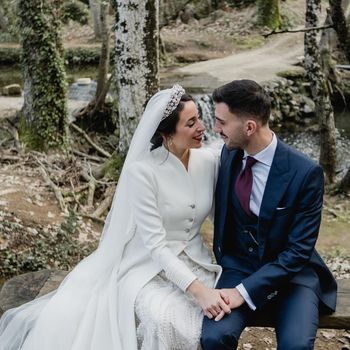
[126,163,197,292]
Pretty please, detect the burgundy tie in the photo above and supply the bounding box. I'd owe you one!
[235,156,257,216]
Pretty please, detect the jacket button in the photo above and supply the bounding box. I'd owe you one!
[218,247,221,253]
[188,218,194,222]
[190,204,195,209]
[185,228,190,233]
[248,247,254,252]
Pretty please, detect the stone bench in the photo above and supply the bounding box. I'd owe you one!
[0,271,349,330]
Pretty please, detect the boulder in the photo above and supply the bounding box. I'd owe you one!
[2,84,22,96]
[0,270,68,316]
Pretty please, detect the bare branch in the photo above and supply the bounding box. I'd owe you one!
[72,149,107,163]
[70,123,112,158]
[38,165,67,212]
[92,186,115,218]
[263,25,333,38]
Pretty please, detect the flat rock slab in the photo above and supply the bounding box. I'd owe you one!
[0,269,68,316]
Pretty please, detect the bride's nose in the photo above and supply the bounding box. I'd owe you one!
[197,120,205,132]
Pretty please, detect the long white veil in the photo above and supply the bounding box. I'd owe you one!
[0,85,184,350]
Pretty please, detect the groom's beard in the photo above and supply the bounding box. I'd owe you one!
[222,134,248,151]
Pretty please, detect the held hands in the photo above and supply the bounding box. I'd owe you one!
[214,288,245,321]
[187,280,231,320]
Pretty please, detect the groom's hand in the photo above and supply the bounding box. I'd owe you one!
[214,288,245,321]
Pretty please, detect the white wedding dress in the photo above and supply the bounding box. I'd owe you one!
[0,86,221,350]
[124,145,221,349]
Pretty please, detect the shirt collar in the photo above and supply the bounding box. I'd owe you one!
[243,132,277,167]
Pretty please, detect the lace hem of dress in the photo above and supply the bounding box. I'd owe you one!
[135,252,216,350]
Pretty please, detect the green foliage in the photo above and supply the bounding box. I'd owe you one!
[0,47,21,65]
[103,152,125,181]
[0,211,97,277]
[226,0,257,8]
[65,47,102,66]
[0,0,20,40]
[18,114,44,151]
[0,47,110,67]
[61,0,89,25]
[257,0,281,30]
[18,0,69,151]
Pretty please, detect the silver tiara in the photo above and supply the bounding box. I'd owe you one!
[161,84,185,121]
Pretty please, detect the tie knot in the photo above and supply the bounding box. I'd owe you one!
[245,156,257,169]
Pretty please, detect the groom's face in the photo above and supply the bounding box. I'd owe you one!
[214,102,247,150]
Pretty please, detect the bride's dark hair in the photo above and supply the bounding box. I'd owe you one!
[150,94,195,150]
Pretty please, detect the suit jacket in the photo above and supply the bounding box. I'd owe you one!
[214,139,337,313]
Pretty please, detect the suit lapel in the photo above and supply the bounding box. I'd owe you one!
[258,140,295,236]
[215,147,242,245]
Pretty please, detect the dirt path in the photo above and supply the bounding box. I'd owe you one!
[162,32,304,92]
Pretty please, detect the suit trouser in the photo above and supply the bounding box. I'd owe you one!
[201,269,320,350]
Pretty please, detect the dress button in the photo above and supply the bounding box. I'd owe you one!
[190,204,195,209]
[248,247,254,252]
[185,228,190,233]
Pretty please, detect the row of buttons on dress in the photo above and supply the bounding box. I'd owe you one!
[185,204,196,233]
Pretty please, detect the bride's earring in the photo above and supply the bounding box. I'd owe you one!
[168,137,173,147]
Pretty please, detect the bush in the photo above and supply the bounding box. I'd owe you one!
[0,211,97,277]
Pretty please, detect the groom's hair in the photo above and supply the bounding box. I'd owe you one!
[212,79,271,125]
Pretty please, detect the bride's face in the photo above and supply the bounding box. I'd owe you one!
[171,101,205,150]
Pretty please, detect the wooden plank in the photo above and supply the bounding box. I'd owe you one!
[0,272,349,330]
[319,279,350,330]
[247,279,350,330]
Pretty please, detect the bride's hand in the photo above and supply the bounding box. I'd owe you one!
[187,280,231,320]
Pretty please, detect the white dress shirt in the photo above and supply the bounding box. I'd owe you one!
[236,133,277,310]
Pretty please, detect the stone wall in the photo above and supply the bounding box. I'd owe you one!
[262,67,317,130]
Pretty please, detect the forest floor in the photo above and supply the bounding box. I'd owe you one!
[1,0,350,349]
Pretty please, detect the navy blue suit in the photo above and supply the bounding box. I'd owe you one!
[201,139,337,350]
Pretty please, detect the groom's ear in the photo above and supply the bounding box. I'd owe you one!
[245,119,257,137]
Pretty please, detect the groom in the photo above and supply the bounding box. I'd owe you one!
[201,80,337,349]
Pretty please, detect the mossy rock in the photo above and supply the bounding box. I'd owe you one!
[277,66,305,80]
[0,270,68,316]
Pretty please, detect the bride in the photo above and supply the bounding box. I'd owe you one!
[0,84,231,350]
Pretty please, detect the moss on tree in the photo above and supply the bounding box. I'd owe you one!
[19,0,69,151]
[257,0,281,30]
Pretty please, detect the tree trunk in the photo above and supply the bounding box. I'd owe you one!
[19,0,69,151]
[257,0,281,30]
[114,0,159,155]
[90,0,102,39]
[329,0,350,62]
[95,0,110,101]
[304,0,337,184]
[319,12,340,94]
